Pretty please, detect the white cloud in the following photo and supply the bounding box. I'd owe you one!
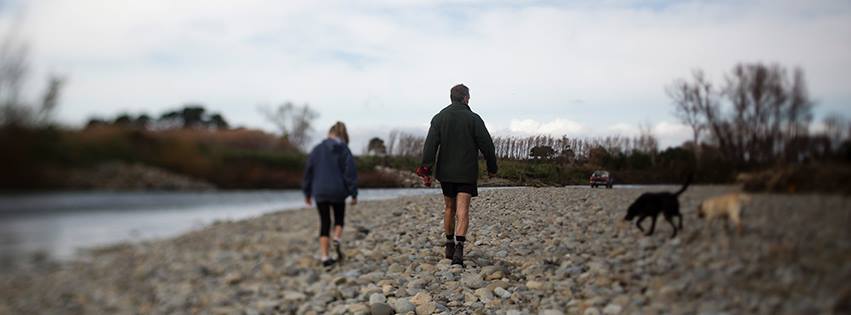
[607,123,638,136]
[653,121,692,138]
[2,0,849,149]
[509,118,585,136]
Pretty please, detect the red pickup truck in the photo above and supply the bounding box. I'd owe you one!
[590,170,613,188]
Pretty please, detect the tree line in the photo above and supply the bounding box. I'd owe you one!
[366,129,661,163]
[86,104,230,130]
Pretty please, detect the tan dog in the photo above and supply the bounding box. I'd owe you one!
[697,193,751,234]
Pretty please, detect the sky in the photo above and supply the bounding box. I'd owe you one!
[2,0,850,151]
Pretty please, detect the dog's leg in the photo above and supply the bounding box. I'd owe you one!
[646,214,657,236]
[665,214,678,238]
[734,212,742,235]
[732,206,742,235]
[636,216,646,232]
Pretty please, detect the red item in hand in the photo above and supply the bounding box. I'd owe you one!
[416,166,433,187]
[415,166,431,177]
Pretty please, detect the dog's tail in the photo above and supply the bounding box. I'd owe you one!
[674,173,693,196]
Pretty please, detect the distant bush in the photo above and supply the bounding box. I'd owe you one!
[0,125,311,190]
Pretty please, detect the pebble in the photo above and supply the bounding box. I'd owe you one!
[371,302,394,315]
[370,293,387,304]
[462,273,485,289]
[494,287,512,299]
[603,304,622,315]
[415,302,437,315]
[583,307,601,315]
[3,187,848,315]
[526,280,544,290]
[348,303,370,315]
[410,292,432,305]
[395,299,416,313]
[475,287,495,302]
[388,264,404,273]
[282,290,306,301]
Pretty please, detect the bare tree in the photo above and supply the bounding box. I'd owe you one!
[823,113,847,152]
[722,63,814,164]
[0,28,65,128]
[395,132,425,157]
[635,123,659,155]
[783,68,815,161]
[259,102,319,150]
[0,28,31,127]
[668,63,814,166]
[387,129,399,156]
[667,70,711,159]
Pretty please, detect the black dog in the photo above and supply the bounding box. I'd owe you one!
[623,175,691,238]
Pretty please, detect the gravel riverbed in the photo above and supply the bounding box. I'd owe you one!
[1,186,849,315]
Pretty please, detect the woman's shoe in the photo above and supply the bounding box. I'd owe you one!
[322,258,337,269]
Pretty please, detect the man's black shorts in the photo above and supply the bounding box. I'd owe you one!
[440,182,478,197]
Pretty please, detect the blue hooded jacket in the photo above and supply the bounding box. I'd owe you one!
[302,138,358,202]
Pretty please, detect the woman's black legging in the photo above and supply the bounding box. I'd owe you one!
[317,201,345,237]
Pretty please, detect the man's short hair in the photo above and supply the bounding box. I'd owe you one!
[450,84,469,102]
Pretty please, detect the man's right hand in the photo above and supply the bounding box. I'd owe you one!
[305,196,312,206]
[415,166,433,187]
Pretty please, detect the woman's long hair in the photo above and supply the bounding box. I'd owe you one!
[329,121,349,144]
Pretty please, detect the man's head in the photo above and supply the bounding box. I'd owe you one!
[450,84,470,104]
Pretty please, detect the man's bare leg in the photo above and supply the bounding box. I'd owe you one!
[452,192,472,265]
[443,196,457,235]
[443,196,457,259]
[455,193,471,237]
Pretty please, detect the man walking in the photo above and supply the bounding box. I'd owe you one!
[416,84,498,266]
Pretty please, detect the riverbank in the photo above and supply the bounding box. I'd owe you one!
[1,186,849,314]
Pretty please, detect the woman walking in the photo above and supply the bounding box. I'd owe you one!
[303,122,358,268]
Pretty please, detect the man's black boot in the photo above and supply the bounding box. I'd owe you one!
[444,234,455,259]
[451,241,464,266]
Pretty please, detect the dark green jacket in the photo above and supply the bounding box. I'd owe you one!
[421,101,497,183]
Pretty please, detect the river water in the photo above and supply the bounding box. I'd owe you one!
[0,188,441,263]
